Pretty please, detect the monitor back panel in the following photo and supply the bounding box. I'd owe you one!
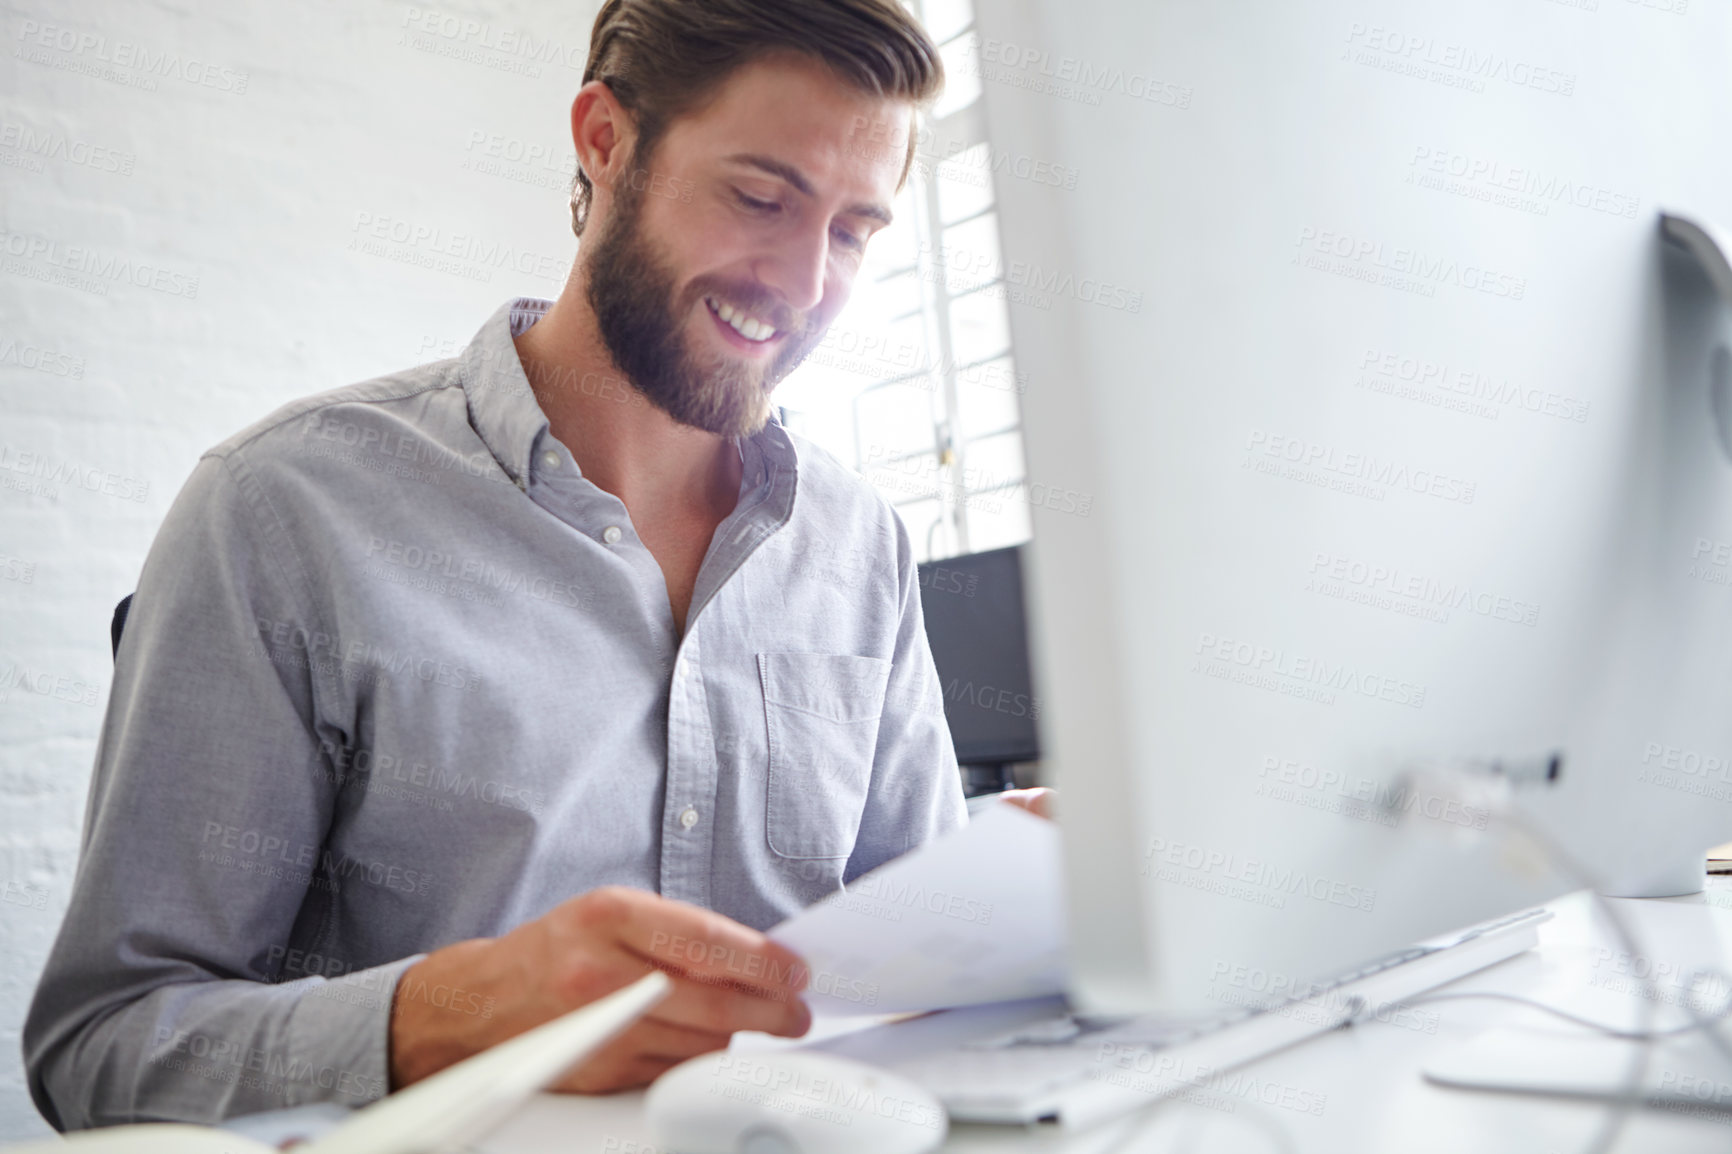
[975,0,1732,1011]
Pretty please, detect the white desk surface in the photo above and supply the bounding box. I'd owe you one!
[477,881,1732,1154]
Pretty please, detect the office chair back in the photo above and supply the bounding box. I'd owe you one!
[111,594,133,660]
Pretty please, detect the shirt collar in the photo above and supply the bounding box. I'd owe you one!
[460,297,554,489]
[459,296,800,512]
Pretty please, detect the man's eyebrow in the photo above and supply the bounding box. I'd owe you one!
[726,153,895,227]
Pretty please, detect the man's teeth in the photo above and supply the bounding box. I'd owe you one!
[709,297,776,342]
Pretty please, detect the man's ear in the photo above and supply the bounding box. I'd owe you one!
[571,79,636,194]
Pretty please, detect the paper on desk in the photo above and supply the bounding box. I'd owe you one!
[769,802,1066,1015]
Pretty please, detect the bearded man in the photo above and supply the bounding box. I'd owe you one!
[25,0,976,1130]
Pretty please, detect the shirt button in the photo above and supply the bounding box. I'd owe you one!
[602,525,623,545]
[540,450,560,470]
[679,806,699,830]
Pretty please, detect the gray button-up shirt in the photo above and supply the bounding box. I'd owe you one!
[24,297,966,1130]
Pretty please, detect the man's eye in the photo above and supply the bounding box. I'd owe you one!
[831,226,866,254]
[736,191,780,213]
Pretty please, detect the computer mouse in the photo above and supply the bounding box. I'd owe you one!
[645,1048,948,1154]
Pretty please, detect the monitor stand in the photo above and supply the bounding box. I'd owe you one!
[961,762,1014,798]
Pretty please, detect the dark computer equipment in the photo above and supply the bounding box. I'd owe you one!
[916,545,1041,796]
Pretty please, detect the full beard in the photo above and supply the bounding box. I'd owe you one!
[584,174,825,439]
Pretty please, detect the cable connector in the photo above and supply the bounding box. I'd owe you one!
[1378,752,1564,865]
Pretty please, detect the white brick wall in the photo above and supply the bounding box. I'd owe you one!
[0,0,603,1134]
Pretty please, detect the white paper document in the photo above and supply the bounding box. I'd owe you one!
[769,803,1067,1015]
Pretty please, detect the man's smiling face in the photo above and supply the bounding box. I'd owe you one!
[583,51,913,438]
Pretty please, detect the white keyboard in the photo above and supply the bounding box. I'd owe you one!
[803,909,1549,1129]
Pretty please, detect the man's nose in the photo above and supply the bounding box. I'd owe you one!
[753,223,829,314]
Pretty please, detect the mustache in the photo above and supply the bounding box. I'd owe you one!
[688,277,808,336]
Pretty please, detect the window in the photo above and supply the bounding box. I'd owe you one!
[775,0,1029,562]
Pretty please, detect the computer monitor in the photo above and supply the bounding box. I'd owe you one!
[917,546,1041,795]
[975,0,1732,1013]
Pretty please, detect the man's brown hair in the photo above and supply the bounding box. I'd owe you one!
[570,0,944,237]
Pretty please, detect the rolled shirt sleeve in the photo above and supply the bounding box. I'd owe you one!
[24,452,415,1129]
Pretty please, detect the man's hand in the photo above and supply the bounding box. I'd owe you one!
[997,787,1056,819]
[388,886,811,1093]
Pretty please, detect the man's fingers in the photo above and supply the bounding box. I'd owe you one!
[554,1050,684,1094]
[594,1016,732,1063]
[636,912,809,998]
[998,787,1056,819]
[400,887,816,1095]
[651,971,813,1038]
[571,886,809,998]
[551,1016,733,1094]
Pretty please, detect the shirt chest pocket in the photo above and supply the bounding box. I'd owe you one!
[759,652,892,860]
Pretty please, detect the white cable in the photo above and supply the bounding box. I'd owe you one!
[1405,986,1732,1043]
[1362,754,1682,1154]
[1457,794,1656,1154]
